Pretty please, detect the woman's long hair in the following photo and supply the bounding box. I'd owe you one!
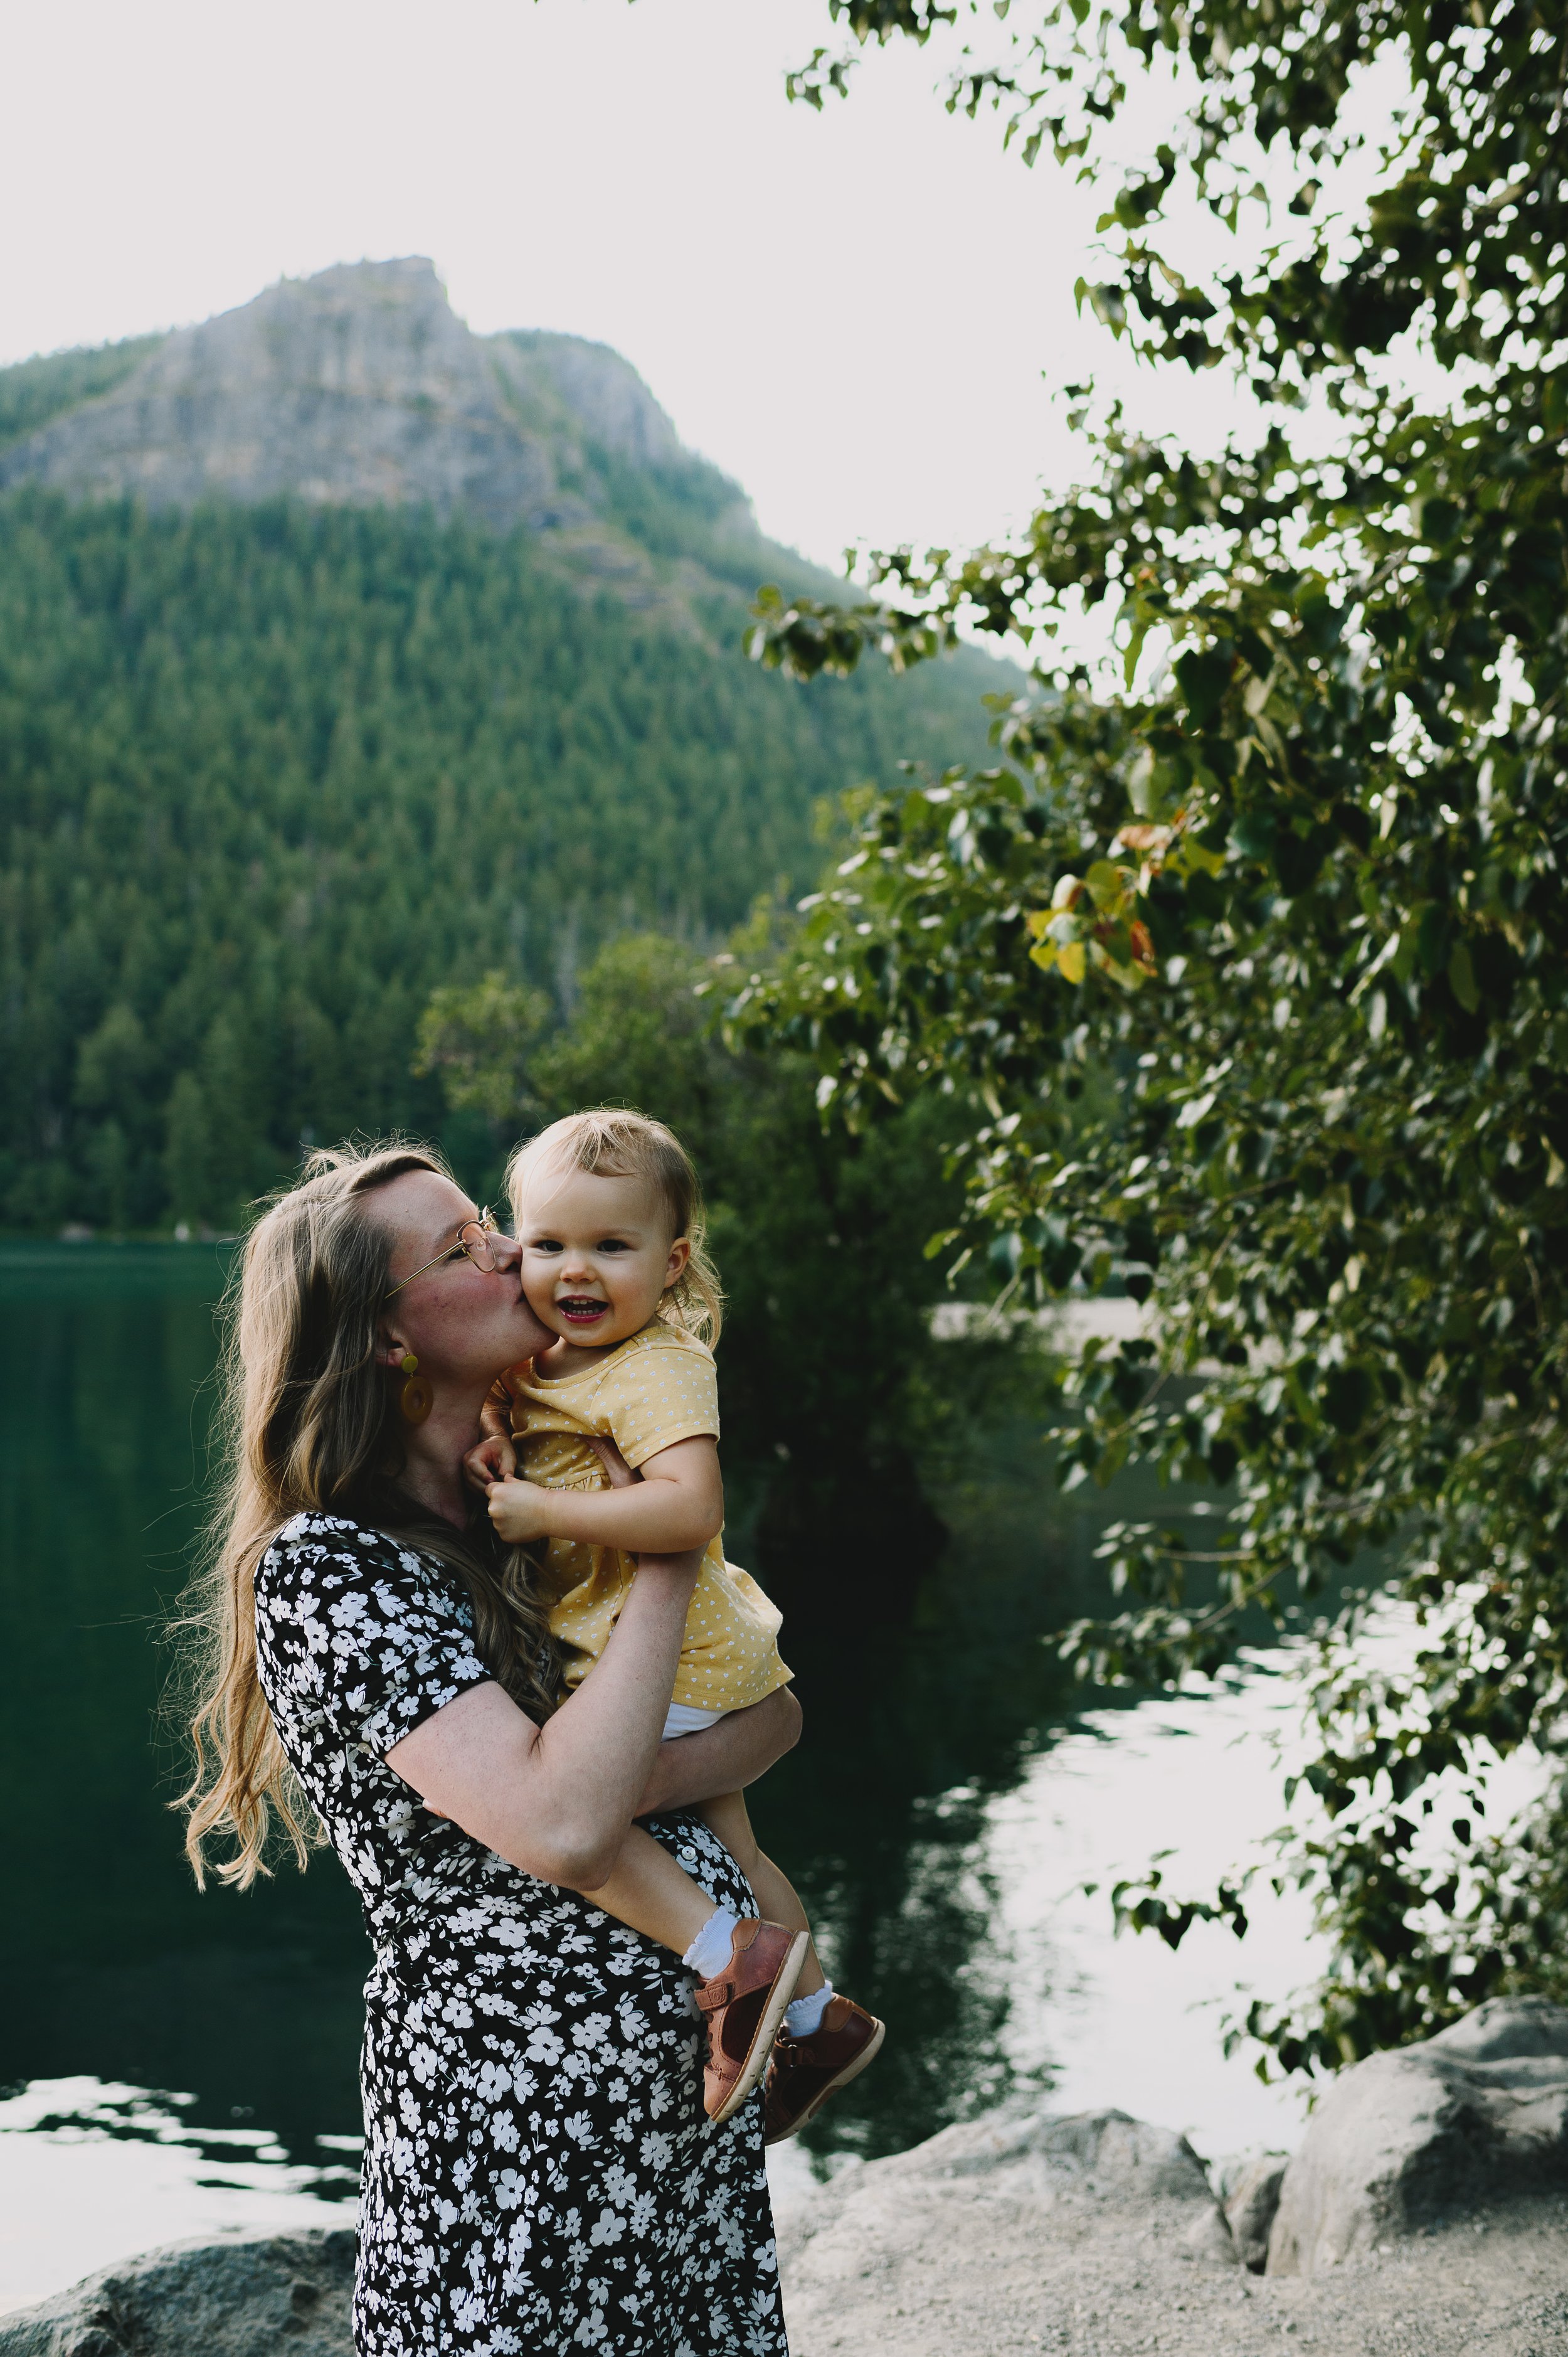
[179,1140,560,1890]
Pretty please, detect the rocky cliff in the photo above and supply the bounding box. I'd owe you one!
[0,258,756,586]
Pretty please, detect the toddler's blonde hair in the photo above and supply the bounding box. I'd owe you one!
[506,1109,724,1346]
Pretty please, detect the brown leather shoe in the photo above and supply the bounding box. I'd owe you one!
[694,1921,810,2125]
[763,1995,886,2145]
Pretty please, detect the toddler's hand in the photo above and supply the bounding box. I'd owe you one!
[486,1476,553,1544]
[464,1433,516,1492]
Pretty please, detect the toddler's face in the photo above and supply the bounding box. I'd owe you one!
[516,1168,689,1351]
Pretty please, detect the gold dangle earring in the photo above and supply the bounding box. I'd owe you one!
[398,1352,433,1425]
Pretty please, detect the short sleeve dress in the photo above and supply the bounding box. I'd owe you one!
[501,1322,790,1714]
[253,1509,788,2357]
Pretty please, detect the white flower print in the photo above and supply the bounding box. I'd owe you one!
[601,2162,637,2211]
[253,1511,785,2356]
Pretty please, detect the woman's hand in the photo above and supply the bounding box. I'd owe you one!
[587,1434,637,1489]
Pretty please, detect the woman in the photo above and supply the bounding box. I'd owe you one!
[181,1141,800,2354]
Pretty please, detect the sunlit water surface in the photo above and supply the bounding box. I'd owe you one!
[1,1244,1325,2312]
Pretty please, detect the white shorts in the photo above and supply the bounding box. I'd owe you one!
[662,1701,729,1740]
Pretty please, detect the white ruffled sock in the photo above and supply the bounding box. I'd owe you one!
[784,1981,835,2039]
[682,1907,741,1982]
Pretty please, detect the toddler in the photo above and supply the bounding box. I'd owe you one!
[467,1108,881,2138]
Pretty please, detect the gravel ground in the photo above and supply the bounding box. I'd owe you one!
[773,2109,1568,2357]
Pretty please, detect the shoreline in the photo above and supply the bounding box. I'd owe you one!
[9,2000,1568,2353]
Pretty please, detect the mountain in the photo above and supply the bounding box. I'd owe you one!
[0,261,1012,1233]
[0,257,811,615]
[0,257,674,521]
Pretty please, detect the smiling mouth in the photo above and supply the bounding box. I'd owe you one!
[558,1296,610,1326]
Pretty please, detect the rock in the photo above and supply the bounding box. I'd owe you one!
[775,2093,1568,2356]
[0,2227,353,2356]
[895,2102,1220,2196]
[13,2073,1568,2357]
[0,260,708,560]
[0,260,556,531]
[0,258,783,633]
[1268,1996,1568,2277]
[1225,2155,1288,2272]
[495,328,682,470]
[779,2104,1239,2354]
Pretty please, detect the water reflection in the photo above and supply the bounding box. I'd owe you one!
[0,1244,371,2161]
[0,2077,358,2316]
[0,2078,357,2196]
[749,1401,1216,2159]
[1,1243,1274,2276]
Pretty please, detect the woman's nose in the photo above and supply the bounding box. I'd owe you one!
[490,1233,522,1272]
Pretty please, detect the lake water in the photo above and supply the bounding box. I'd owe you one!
[0,1243,1322,2314]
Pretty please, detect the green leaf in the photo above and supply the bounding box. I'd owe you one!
[1448,939,1480,1013]
[1420,498,1461,548]
[1173,646,1233,729]
[1231,809,1276,862]
[1322,1366,1374,1435]
[747,0,1568,2095]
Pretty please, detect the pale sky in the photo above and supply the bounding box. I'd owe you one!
[0,0,1253,573]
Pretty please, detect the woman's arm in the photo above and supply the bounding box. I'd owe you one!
[486,1434,723,1555]
[635,1684,802,1817]
[384,1550,702,1890]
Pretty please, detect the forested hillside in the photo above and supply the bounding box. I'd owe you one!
[0,289,1004,1233]
[0,334,166,454]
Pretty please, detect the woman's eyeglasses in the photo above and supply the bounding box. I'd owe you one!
[386,1209,502,1297]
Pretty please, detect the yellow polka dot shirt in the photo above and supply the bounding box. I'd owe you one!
[500,1319,791,1711]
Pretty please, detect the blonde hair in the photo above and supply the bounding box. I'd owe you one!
[506,1109,723,1346]
[178,1139,561,1891]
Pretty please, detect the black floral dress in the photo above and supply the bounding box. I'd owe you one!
[254,1510,788,2357]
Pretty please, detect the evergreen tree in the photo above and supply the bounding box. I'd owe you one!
[0,492,1001,1228]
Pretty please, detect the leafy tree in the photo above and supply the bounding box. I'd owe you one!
[737,0,1568,2072]
[414,973,552,1132]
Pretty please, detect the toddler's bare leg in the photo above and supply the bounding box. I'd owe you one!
[574,1821,729,1957]
[699,1790,826,1998]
